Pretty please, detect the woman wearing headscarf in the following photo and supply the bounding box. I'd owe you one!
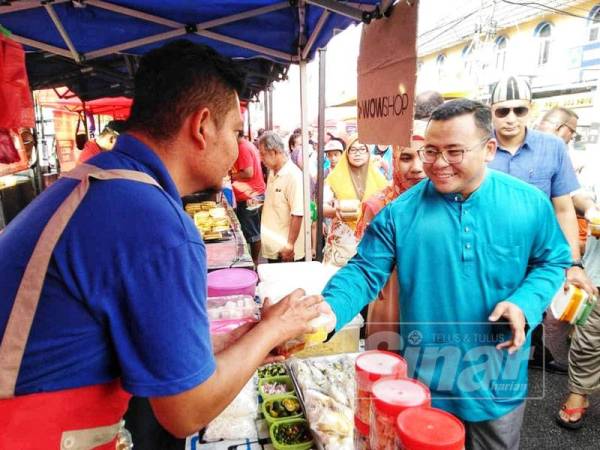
[355,121,428,348]
[322,134,388,267]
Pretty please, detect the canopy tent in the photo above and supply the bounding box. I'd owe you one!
[24,49,290,102]
[36,88,132,118]
[0,0,391,261]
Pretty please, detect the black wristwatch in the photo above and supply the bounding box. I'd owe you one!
[571,260,584,269]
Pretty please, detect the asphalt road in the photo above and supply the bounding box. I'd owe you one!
[520,368,599,449]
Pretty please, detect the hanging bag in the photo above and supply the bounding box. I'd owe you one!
[0,34,35,129]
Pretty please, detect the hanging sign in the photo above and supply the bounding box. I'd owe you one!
[357,0,419,146]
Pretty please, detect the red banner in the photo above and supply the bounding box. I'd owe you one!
[0,35,34,129]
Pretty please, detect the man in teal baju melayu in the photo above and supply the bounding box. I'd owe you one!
[322,99,571,450]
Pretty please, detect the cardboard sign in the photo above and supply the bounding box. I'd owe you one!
[52,110,78,172]
[357,0,418,146]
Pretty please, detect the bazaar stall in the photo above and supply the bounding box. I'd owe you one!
[189,260,466,450]
[0,2,450,449]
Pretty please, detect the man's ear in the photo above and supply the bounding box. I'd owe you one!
[484,138,497,163]
[191,107,212,152]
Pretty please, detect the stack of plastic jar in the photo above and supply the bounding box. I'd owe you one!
[354,415,371,450]
[396,406,465,450]
[369,378,431,450]
[355,351,407,429]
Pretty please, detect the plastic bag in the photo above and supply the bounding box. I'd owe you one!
[323,219,358,267]
[203,377,259,441]
[203,416,257,442]
[0,128,20,164]
[0,35,34,129]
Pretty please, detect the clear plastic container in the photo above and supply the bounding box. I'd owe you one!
[355,351,407,426]
[369,379,431,450]
[355,415,371,450]
[294,314,364,358]
[396,406,464,450]
[207,268,258,297]
[276,312,334,356]
[208,295,259,337]
[550,285,592,325]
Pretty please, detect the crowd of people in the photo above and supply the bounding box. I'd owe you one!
[232,75,600,448]
[1,38,599,450]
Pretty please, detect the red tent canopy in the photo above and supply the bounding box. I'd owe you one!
[36,88,131,119]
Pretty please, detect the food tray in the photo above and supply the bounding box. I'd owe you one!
[258,375,295,399]
[269,418,314,450]
[286,354,359,450]
[261,395,303,425]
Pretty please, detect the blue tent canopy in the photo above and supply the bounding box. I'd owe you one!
[1,1,384,99]
[0,1,381,63]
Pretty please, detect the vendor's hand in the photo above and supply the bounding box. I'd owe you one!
[566,266,599,298]
[261,289,322,343]
[211,322,254,354]
[280,244,295,262]
[489,301,526,354]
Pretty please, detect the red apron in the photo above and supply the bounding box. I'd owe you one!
[0,164,162,449]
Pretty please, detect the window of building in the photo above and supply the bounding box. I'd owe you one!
[495,36,508,71]
[462,43,474,75]
[588,5,600,41]
[436,54,446,79]
[535,22,553,66]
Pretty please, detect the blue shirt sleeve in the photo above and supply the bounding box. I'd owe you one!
[506,196,572,329]
[107,241,216,397]
[551,143,580,197]
[323,205,397,330]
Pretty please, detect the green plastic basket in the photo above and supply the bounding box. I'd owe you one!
[269,418,314,450]
[261,394,303,426]
[258,375,295,398]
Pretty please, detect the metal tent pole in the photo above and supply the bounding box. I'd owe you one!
[299,59,312,262]
[316,48,326,261]
[267,87,274,130]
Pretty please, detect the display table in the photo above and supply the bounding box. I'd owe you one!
[205,204,253,270]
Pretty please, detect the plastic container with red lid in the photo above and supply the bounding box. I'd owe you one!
[396,406,465,450]
[354,415,371,450]
[355,351,407,425]
[369,378,431,450]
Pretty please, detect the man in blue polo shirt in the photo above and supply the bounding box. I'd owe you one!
[0,40,322,449]
[488,76,595,297]
[322,100,571,449]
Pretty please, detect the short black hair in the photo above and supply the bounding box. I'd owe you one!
[288,132,301,151]
[429,99,492,137]
[415,90,444,120]
[127,40,244,142]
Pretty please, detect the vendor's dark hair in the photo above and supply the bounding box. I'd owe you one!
[429,99,492,137]
[127,40,244,142]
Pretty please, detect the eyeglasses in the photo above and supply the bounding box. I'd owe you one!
[494,106,529,118]
[418,137,489,164]
[348,145,369,155]
[558,122,577,136]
